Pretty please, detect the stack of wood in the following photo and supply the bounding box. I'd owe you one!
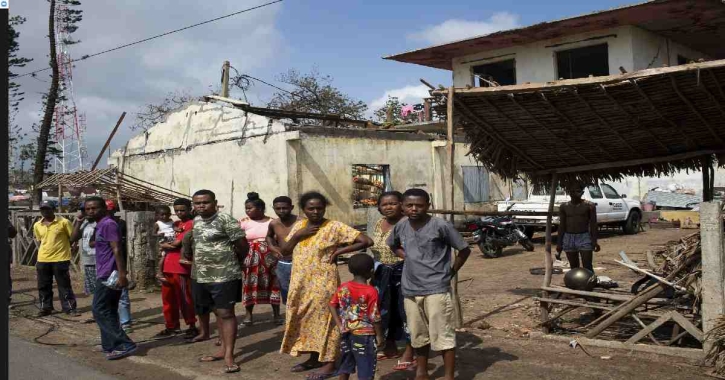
[650,232,702,312]
[706,315,725,377]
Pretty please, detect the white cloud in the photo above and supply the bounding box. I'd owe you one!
[369,85,431,111]
[409,12,520,46]
[11,0,285,168]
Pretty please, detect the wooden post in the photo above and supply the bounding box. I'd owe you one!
[424,99,431,121]
[446,86,455,224]
[540,173,558,333]
[58,183,63,213]
[702,156,713,202]
[92,112,126,171]
[701,201,724,352]
[221,61,230,98]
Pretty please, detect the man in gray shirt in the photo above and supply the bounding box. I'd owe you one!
[71,204,98,296]
[387,188,471,380]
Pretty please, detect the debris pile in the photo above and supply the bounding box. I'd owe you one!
[650,232,702,313]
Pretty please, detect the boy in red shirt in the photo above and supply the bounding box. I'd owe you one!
[329,254,383,380]
[153,198,197,339]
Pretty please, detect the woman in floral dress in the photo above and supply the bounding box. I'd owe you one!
[370,191,415,371]
[280,191,373,380]
[239,192,281,326]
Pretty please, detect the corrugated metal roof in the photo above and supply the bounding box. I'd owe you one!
[643,191,701,209]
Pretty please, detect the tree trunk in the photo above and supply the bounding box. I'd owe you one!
[33,0,59,204]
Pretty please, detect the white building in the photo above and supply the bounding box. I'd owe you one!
[387,0,725,200]
[109,102,512,226]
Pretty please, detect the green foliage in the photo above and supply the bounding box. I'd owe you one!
[267,68,368,123]
[373,96,408,126]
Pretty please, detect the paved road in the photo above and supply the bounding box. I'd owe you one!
[10,336,118,380]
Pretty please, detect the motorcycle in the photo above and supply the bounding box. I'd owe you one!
[466,216,535,258]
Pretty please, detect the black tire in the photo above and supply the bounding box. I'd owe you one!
[623,210,641,235]
[478,241,501,258]
[520,239,535,252]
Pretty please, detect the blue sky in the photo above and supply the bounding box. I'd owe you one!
[12,0,635,167]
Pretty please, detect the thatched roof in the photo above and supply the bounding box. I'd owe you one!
[432,60,725,188]
[36,168,189,205]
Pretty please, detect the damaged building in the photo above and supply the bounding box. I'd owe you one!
[109,101,512,227]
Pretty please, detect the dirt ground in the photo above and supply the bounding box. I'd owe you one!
[9,227,712,380]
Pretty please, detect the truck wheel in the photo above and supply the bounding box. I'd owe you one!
[478,241,501,258]
[623,211,642,235]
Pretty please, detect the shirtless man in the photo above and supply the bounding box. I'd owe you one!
[266,196,299,304]
[556,183,600,273]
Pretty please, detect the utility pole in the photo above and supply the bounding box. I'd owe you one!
[221,61,230,98]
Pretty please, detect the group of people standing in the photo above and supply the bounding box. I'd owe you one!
[28,186,472,380]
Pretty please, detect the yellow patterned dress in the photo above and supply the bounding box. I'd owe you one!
[280,219,360,362]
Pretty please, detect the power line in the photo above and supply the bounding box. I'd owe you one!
[242,74,296,97]
[17,0,283,79]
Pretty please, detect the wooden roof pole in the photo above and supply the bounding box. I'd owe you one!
[670,75,724,145]
[540,173,558,333]
[447,86,455,221]
[447,86,465,329]
[92,112,126,171]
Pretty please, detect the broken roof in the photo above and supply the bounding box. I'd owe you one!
[431,59,725,187]
[35,168,189,205]
[385,0,725,70]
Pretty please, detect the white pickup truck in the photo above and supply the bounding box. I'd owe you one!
[497,183,643,237]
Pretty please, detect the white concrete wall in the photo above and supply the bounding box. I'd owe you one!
[631,27,710,70]
[110,102,293,218]
[293,135,482,226]
[452,25,709,87]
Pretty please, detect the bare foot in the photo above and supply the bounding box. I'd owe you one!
[189,334,210,343]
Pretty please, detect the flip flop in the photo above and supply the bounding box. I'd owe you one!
[199,355,224,363]
[242,320,254,327]
[377,352,401,360]
[185,336,210,344]
[273,317,285,326]
[291,362,324,373]
[224,364,240,373]
[393,360,417,371]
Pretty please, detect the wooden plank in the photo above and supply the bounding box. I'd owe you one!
[533,149,725,175]
[534,297,612,311]
[542,286,672,305]
[430,59,725,96]
[531,332,704,360]
[540,174,557,333]
[671,311,704,342]
[626,312,673,344]
[613,260,686,291]
[537,305,576,327]
[430,209,553,217]
[630,313,661,346]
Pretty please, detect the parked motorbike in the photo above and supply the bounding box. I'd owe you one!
[466,216,535,258]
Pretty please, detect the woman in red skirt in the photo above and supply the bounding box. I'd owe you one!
[239,192,281,326]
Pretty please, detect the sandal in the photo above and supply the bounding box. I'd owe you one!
[224,364,240,373]
[273,316,285,326]
[199,355,224,362]
[291,361,323,373]
[377,352,401,360]
[393,360,417,371]
[215,338,222,346]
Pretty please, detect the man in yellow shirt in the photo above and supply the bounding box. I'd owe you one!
[33,201,78,317]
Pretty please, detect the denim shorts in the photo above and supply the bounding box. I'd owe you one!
[562,232,593,252]
[275,260,292,304]
[338,333,377,380]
